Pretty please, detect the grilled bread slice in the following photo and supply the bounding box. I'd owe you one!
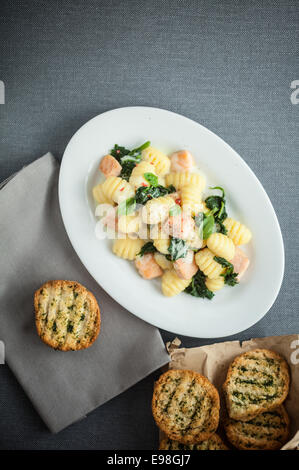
[34,280,101,351]
[160,434,228,450]
[224,405,290,450]
[152,369,220,444]
[223,349,290,421]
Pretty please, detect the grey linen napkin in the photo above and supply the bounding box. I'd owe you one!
[0,153,169,433]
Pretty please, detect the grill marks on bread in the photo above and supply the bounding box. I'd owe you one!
[35,280,100,351]
[160,434,228,450]
[152,370,220,444]
[225,405,290,450]
[223,349,290,421]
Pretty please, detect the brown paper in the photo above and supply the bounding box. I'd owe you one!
[162,334,299,450]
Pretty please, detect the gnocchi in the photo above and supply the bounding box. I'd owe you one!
[92,141,252,300]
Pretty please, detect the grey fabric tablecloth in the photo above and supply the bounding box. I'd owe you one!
[0,153,169,433]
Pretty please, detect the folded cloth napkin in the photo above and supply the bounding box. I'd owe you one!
[0,153,169,433]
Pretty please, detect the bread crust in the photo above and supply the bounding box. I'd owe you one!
[224,405,290,450]
[159,433,228,450]
[223,349,290,421]
[34,280,101,351]
[152,369,220,444]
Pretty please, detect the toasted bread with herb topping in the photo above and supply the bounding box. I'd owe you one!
[159,433,228,450]
[223,349,290,422]
[224,405,290,450]
[34,280,101,351]
[152,369,220,444]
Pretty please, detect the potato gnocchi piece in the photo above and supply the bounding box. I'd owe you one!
[161,269,191,296]
[118,213,140,233]
[102,176,134,203]
[181,183,203,215]
[186,229,204,250]
[141,146,171,176]
[165,172,206,192]
[112,237,144,260]
[205,276,225,292]
[92,183,114,205]
[142,195,174,225]
[154,252,173,270]
[207,232,235,261]
[153,237,170,255]
[129,161,157,189]
[195,248,225,279]
[223,218,252,245]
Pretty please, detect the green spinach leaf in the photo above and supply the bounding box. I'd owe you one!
[184,270,214,299]
[111,144,130,160]
[195,212,215,240]
[137,241,157,257]
[110,141,150,181]
[130,141,150,155]
[117,197,136,216]
[144,172,158,187]
[135,184,176,204]
[167,237,188,261]
[213,256,239,287]
[204,186,228,233]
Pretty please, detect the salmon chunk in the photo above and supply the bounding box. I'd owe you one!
[135,253,163,280]
[99,154,122,177]
[231,247,250,280]
[173,250,198,280]
[170,150,195,172]
[162,212,195,240]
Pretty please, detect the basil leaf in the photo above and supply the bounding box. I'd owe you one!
[117,197,136,216]
[169,205,181,216]
[202,214,215,239]
[144,172,158,187]
[167,237,188,261]
[195,212,215,239]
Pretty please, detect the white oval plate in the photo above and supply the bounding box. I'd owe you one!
[59,107,284,338]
